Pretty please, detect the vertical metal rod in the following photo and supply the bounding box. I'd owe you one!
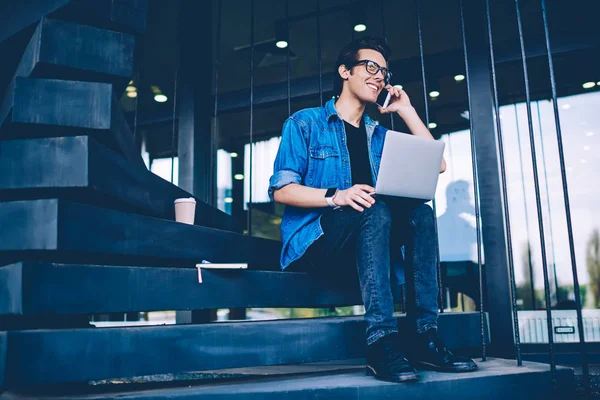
[380,2,394,130]
[484,0,522,366]
[414,0,444,314]
[535,101,560,303]
[540,0,589,390]
[459,0,486,361]
[514,0,555,384]
[211,0,223,207]
[286,0,291,117]
[170,66,179,184]
[514,104,536,309]
[316,0,323,107]
[248,0,255,235]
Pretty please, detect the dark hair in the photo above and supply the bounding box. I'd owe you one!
[333,36,391,97]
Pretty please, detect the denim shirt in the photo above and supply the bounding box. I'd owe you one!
[268,97,389,269]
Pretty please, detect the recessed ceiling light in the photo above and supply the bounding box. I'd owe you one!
[583,82,596,89]
[393,84,403,90]
[224,197,233,203]
[126,91,137,98]
[454,74,465,82]
[154,94,168,103]
[234,174,244,180]
[561,104,571,110]
[276,40,288,49]
[586,132,595,137]
[126,85,136,92]
[584,145,591,151]
[429,90,440,98]
[230,152,238,158]
[354,23,366,32]
[428,122,437,129]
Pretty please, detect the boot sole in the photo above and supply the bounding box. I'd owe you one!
[365,366,420,382]
[414,361,478,373]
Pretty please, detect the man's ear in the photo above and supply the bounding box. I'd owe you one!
[338,64,350,80]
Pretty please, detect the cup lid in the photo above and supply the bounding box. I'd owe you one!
[174,197,196,204]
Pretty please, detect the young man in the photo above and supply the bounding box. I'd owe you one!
[268,37,477,383]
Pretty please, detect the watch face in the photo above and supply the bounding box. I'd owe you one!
[325,188,337,198]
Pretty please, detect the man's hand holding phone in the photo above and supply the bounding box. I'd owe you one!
[333,184,376,212]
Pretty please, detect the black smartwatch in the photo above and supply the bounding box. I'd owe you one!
[325,188,338,207]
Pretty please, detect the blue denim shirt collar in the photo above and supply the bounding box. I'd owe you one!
[325,97,378,130]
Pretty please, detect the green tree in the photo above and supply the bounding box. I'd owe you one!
[517,242,537,310]
[586,228,600,308]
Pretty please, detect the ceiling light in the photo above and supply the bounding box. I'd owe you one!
[234,174,244,180]
[354,24,366,32]
[454,74,465,82]
[276,40,288,49]
[597,81,600,85]
[126,91,137,98]
[393,84,403,90]
[561,104,571,109]
[586,132,595,137]
[583,82,596,89]
[224,197,233,203]
[429,90,440,98]
[154,94,168,103]
[126,85,136,92]
[428,122,437,129]
[230,152,238,158]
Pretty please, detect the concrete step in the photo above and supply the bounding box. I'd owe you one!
[0,313,489,387]
[0,198,279,269]
[0,359,574,399]
[0,135,242,232]
[0,261,404,315]
[1,77,143,168]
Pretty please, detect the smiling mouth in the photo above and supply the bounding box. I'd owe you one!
[366,83,379,92]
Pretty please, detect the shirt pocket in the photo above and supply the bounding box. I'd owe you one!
[307,145,339,187]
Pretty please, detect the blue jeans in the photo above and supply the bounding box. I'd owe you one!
[293,198,439,345]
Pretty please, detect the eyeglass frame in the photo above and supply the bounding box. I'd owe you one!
[348,59,392,84]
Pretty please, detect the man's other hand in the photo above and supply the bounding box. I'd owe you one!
[333,184,376,212]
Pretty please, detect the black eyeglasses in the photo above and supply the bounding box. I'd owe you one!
[351,59,392,84]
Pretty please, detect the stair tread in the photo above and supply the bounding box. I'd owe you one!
[0,198,278,268]
[0,135,241,232]
[0,359,574,399]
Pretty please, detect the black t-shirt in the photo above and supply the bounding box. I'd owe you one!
[343,120,373,187]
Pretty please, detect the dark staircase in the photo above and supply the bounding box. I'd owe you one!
[0,1,574,398]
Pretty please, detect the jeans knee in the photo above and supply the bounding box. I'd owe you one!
[409,203,434,228]
[363,201,392,228]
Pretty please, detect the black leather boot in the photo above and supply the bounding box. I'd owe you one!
[366,332,419,382]
[408,329,478,373]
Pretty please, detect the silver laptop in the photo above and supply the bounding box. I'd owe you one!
[375,130,446,200]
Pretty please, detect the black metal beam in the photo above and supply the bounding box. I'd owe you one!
[0,136,242,232]
[0,312,488,387]
[1,77,143,168]
[176,0,213,204]
[462,2,514,358]
[0,199,281,270]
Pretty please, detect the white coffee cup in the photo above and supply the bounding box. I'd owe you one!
[174,197,196,224]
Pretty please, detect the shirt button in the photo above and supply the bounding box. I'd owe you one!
[343,158,347,162]
[345,180,350,184]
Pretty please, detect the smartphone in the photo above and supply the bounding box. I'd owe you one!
[376,90,391,109]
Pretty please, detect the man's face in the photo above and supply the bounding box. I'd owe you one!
[340,49,387,103]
